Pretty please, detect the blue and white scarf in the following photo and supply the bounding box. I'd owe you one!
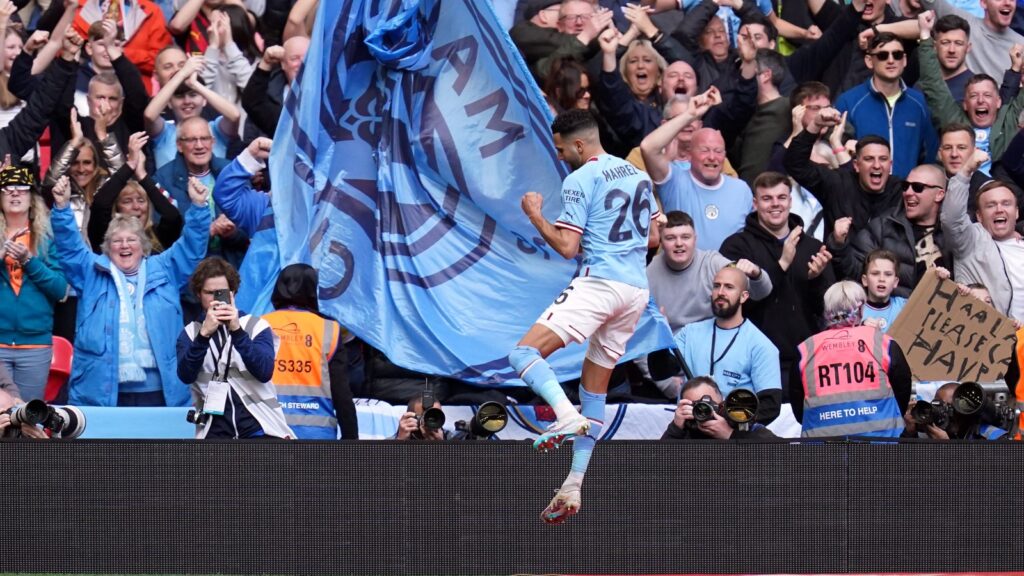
[112,259,156,383]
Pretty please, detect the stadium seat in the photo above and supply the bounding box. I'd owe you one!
[44,336,74,403]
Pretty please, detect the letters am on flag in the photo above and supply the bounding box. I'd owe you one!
[263,0,673,385]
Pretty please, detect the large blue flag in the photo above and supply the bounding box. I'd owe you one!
[252,0,673,385]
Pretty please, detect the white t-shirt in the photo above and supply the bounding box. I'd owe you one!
[997,236,1024,321]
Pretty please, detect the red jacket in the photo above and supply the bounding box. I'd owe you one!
[72,0,171,94]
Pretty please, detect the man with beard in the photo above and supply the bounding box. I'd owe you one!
[508,109,659,524]
[647,210,771,332]
[656,265,782,424]
[720,171,834,402]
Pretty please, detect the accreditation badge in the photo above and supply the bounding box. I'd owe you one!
[203,381,229,415]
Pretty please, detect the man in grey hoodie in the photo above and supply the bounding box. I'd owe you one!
[941,149,1024,321]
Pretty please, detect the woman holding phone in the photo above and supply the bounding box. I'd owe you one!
[177,257,292,439]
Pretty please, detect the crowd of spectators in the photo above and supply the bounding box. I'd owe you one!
[0,0,1022,440]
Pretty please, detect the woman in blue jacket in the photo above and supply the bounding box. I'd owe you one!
[49,174,211,407]
[0,167,68,401]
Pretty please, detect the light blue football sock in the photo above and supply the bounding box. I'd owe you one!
[567,385,606,486]
[509,345,575,420]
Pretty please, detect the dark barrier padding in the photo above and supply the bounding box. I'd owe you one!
[1,440,1022,575]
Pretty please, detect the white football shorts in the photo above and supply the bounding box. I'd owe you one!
[536,276,648,369]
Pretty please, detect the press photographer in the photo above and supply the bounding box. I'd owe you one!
[904,382,1011,440]
[0,389,85,439]
[662,377,777,440]
[177,257,293,439]
[395,385,449,441]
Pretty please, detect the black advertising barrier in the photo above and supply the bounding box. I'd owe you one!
[1,439,1022,575]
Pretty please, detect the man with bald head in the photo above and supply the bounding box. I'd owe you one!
[652,265,782,424]
[834,163,953,296]
[641,89,752,251]
[242,36,312,136]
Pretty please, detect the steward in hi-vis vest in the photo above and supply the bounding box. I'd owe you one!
[798,325,903,437]
[265,264,358,439]
[1012,327,1024,440]
[791,281,912,438]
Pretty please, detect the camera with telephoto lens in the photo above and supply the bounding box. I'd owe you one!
[722,388,759,431]
[951,381,1016,433]
[3,399,86,438]
[911,399,952,430]
[416,383,445,432]
[452,401,509,440]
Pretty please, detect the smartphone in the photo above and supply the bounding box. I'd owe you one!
[212,288,231,304]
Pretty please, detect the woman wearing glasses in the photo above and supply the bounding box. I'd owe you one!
[0,167,68,401]
[50,173,211,407]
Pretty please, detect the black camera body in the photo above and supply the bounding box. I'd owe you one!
[417,384,445,431]
[691,395,719,424]
[186,409,212,427]
[3,399,86,439]
[911,399,952,430]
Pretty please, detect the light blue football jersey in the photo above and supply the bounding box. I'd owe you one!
[861,296,908,333]
[555,155,658,289]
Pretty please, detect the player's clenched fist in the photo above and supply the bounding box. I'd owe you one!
[521,191,544,220]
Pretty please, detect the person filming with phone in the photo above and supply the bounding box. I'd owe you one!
[176,257,293,439]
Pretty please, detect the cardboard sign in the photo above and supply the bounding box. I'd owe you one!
[888,272,1016,382]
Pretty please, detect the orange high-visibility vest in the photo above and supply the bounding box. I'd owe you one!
[263,310,341,439]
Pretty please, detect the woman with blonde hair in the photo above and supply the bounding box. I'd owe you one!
[44,109,118,242]
[0,2,24,131]
[87,132,182,254]
[0,166,68,401]
[791,281,912,438]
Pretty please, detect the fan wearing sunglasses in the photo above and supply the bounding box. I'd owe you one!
[834,32,938,179]
[833,163,952,297]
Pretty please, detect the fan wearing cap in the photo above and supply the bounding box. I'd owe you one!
[143,54,240,170]
[0,166,69,402]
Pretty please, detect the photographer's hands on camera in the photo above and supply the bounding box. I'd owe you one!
[200,295,241,338]
[396,411,444,441]
[902,399,950,440]
[673,399,734,439]
[0,411,49,439]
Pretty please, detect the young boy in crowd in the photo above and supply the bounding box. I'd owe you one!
[860,249,906,333]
